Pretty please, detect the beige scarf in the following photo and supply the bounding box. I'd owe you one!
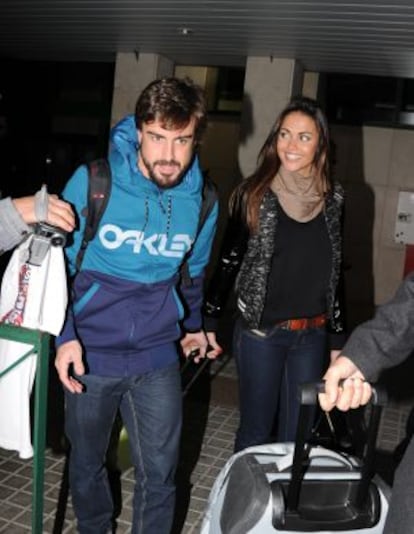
[270,168,326,222]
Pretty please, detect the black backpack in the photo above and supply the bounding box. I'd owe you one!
[75,158,217,286]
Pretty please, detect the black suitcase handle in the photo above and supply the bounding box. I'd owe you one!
[287,381,387,514]
[180,346,216,397]
[298,381,387,407]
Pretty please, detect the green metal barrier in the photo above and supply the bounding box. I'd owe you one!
[0,323,50,534]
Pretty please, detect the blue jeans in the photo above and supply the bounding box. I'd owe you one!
[64,361,182,534]
[233,319,327,452]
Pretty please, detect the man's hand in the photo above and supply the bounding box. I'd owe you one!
[55,340,85,393]
[13,194,75,232]
[319,355,372,412]
[180,331,221,363]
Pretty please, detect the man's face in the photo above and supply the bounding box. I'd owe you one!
[137,117,197,189]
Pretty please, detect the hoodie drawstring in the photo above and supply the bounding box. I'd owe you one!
[141,195,172,238]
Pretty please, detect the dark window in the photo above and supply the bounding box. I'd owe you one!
[175,65,245,114]
[214,67,245,112]
[324,73,414,129]
[0,59,114,196]
[399,79,414,127]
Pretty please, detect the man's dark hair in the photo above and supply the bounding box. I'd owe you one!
[135,77,207,143]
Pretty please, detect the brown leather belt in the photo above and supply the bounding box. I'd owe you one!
[275,314,327,331]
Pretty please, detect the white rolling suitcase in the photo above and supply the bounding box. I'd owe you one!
[201,383,390,534]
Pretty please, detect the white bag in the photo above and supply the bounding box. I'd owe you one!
[0,234,67,458]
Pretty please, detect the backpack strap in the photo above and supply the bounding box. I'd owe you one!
[75,158,112,272]
[180,174,218,287]
[197,175,217,235]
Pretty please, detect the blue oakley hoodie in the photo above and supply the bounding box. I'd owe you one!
[56,115,218,376]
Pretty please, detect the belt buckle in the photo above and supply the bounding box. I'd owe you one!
[290,318,307,330]
[315,315,326,327]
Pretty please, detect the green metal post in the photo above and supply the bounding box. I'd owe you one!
[0,324,50,534]
[32,329,50,534]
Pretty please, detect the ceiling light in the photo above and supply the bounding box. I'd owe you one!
[178,27,194,36]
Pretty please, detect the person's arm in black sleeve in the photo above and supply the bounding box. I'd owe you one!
[327,189,347,357]
[203,190,249,332]
[328,267,347,353]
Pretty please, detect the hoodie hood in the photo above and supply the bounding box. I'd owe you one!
[108,114,203,198]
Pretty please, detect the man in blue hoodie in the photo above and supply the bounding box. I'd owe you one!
[55,77,220,533]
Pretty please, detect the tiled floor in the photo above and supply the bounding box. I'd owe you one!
[0,352,413,533]
[0,401,239,533]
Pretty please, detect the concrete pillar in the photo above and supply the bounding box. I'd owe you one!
[238,56,304,177]
[302,71,320,99]
[110,52,174,126]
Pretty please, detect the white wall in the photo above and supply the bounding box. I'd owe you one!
[331,124,413,326]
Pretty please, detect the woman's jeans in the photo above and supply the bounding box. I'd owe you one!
[64,361,182,534]
[233,319,327,452]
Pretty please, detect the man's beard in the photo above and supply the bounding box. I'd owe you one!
[141,156,187,189]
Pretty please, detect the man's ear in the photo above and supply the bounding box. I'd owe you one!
[137,129,142,144]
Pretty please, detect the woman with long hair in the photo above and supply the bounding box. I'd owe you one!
[205,96,346,452]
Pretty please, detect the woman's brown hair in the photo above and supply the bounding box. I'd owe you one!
[231,96,332,233]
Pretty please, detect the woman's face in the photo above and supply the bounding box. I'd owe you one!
[276,111,320,176]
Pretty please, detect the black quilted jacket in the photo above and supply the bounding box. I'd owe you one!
[204,182,346,348]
